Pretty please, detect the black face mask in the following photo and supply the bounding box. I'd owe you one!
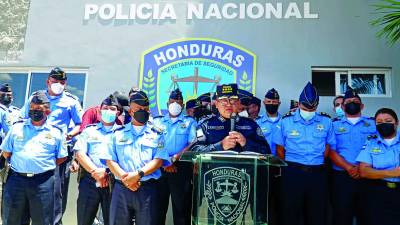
[344,102,361,115]
[133,109,149,124]
[29,110,45,122]
[265,104,279,115]
[376,123,396,138]
[0,94,12,105]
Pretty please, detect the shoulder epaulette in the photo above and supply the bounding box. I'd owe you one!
[85,123,97,128]
[151,125,164,134]
[113,126,125,133]
[153,115,164,119]
[319,112,331,118]
[64,92,79,101]
[0,104,6,111]
[282,112,293,119]
[367,134,378,140]
[49,124,63,133]
[332,117,341,122]
[12,120,24,125]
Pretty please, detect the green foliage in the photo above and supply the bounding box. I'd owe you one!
[238,71,251,91]
[143,70,156,108]
[370,0,400,45]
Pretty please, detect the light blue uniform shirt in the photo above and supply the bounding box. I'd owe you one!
[152,114,197,158]
[256,113,281,155]
[356,133,400,182]
[101,122,169,181]
[0,104,21,137]
[0,119,67,173]
[332,116,376,171]
[73,122,121,169]
[21,91,83,134]
[273,110,336,165]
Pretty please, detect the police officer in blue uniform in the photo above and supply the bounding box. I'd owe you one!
[21,67,83,225]
[273,82,336,225]
[153,89,197,225]
[357,108,400,225]
[73,95,122,225]
[191,84,270,154]
[256,88,281,155]
[101,90,169,225]
[185,99,198,118]
[332,95,345,119]
[0,91,68,225]
[329,87,376,225]
[0,83,21,138]
[247,96,261,120]
[235,89,253,118]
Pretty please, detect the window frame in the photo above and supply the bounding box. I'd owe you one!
[312,67,392,98]
[0,67,89,108]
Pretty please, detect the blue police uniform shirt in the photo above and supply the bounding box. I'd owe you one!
[0,104,21,137]
[73,122,121,169]
[356,133,400,183]
[191,115,270,154]
[256,113,281,155]
[21,91,83,134]
[273,109,336,165]
[101,122,169,181]
[0,119,67,173]
[332,116,376,171]
[152,114,197,158]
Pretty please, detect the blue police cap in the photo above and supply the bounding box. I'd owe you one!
[31,91,49,104]
[49,67,67,80]
[129,89,149,106]
[299,82,319,109]
[265,88,280,100]
[216,84,238,99]
[169,88,183,101]
[197,92,211,103]
[238,89,253,106]
[249,96,261,107]
[343,86,361,102]
[0,83,12,92]
[102,94,119,107]
[186,99,199,109]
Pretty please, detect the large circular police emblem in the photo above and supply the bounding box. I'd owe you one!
[204,167,251,225]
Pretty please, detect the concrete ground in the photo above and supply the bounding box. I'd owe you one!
[63,173,174,225]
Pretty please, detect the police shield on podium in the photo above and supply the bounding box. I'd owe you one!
[180,151,286,225]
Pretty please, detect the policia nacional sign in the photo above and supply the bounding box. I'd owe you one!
[139,38,256,115]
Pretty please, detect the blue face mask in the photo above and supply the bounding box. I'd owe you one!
[299,109,316,121]
[335,106,344,118]
[101,110,117,123]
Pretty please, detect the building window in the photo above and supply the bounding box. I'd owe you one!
[312,67,392,97]
[0,68,88,108]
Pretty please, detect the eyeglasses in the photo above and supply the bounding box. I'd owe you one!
[218,98,239,105]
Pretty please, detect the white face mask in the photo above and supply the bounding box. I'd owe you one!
[168,102,182,117]
[299,109,316,121]
[50,83,65,95]
[238,110,249,118]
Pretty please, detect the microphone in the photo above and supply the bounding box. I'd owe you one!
[230,113,237,131]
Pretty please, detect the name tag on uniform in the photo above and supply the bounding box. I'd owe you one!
[289,130,300,136]
[208,126,224,130]
[338,127,347,133]
[237,125,252,130]
[371,147,381,153]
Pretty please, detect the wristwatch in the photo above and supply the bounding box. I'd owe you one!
[138,170,145,178]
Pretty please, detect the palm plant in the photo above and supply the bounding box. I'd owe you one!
[370,0,400,45]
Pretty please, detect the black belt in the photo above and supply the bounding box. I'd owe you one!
[286,161,325,173]
[366,179,400,190]
[116,178,158,187]
[11,169,54,178]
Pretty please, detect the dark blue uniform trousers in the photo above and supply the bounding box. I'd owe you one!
[158,162,193,225]
[331,170,367,225]
[110,179,159,225]
[2,170,54,225]
[279,163,328,225]
[77,175,111,225]
[361,180,400,225]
